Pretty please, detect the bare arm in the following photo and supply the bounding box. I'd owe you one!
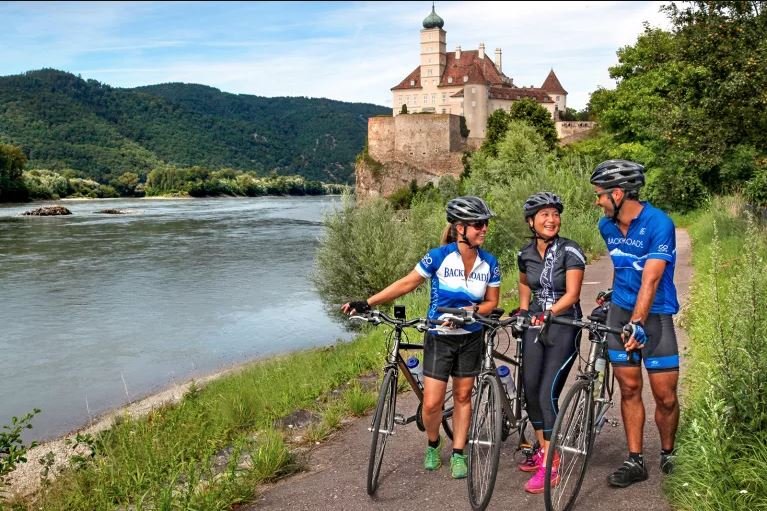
[475,285,500,316]
[366,270,425,307]
[518,272,532,311]
[551,269,584,316]
[623,258,666,350]
[631,259,666,324]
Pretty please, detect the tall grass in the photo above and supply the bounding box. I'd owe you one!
[666,197,767,510]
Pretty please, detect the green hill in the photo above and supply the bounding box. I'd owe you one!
[0,69,389,183]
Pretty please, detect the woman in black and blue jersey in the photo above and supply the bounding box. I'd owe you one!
[514,192,585,494]
[342,196,501,481]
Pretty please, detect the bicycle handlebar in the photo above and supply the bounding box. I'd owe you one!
[435,306,528,336]
[350,310,429,332]
[541,310,625,337]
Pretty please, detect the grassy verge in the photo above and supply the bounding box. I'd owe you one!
[665,197,767,509]
[4,294,431,510]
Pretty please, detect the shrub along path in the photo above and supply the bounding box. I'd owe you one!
[250,230,691,511]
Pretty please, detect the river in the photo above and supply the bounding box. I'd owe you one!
[0,196,352,441]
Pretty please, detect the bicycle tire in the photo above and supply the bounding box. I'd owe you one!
[415,393,455,440]
[467,374,503,511]
[544,379,594,511]
[367,367,397,495]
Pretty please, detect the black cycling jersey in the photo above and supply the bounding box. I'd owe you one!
[517,236,586,317]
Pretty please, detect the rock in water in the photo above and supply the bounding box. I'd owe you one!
[22,206,72,216]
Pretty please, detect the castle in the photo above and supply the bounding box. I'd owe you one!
[356,6,588,200]
[391,5,569,141]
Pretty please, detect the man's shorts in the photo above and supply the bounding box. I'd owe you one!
[423,330,483,382]
[606,304,679,372]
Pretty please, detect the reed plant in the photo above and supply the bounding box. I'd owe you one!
[666,198,767,510]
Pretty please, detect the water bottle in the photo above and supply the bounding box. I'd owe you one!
[496,365,515,396]
[407,356,423,386]
[593,355,606,398]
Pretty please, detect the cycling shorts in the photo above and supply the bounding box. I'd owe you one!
[423,330,483,381]
[606,304,679,372]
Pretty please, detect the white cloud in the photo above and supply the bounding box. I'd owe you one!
[0,1,673,109]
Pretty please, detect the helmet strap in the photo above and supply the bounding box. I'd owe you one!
[527,216,557,243]
[609,191,624,223]
[458,223,479,250]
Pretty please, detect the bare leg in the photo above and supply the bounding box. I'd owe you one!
[450,376,475,450]
[422,376,448,442]
[648,371,679,451]
[614,366,645,453]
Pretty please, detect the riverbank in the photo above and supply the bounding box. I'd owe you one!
[5,361,247,497]
[0,293,420,510]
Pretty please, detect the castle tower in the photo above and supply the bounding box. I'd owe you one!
[420,5,446,90]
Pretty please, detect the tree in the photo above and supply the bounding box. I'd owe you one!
[400,103,408,114]
[509,98,559,150]
[0,143,29,201]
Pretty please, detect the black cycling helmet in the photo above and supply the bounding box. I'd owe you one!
[446,196,495,223]
[523,192,564,220]
[590,159,645,191]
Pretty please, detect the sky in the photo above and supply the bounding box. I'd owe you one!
[0,1,672,110]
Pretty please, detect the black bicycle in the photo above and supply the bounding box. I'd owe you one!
[436,306,532,511]
[541,292,629,511]
[350,306,456,495]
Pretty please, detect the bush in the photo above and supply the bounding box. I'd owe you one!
[667,203,767,510]
[313,194,443,309]
[644,164,709,212]
[744,166,767,210]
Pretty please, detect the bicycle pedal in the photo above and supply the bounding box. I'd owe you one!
[393,413,407,425]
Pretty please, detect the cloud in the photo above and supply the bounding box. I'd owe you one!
[0,1,672,109]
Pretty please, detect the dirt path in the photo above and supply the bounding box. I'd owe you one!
[248,229,692,511]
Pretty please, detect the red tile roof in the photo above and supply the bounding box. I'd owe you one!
[392,50,513,90]
[541,69,567,95]
[392,50,556,105]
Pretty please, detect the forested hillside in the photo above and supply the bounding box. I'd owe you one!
[0,69,388,184]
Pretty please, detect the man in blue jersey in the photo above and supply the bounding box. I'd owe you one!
[590,160,680,488]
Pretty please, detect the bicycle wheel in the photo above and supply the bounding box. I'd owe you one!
[415,387,455,440]
[367,367,397,495]
[467,374,503,511]
[544,379,594,511]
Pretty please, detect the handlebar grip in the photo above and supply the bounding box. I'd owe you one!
[436,306,469,317]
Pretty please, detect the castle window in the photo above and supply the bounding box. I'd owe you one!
[431,94,436,104]
[410,79,415,86]
[471,87,476,94]
[463,75,469,82]
[442,93,446,103]
[424,94,428,103]
[441,109,446,114]
[556,95,560,101]
[427,69,432,76]
[448,77,453,84]
[471,101,476,107]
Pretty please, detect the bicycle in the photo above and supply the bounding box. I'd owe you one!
[350,305,456,495]
[541,291,630,511]
[436,306,533,511]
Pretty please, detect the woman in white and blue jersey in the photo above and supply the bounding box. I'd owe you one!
[342,196,501,480]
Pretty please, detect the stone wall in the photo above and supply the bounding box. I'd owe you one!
[357,114,467,200]
[555,121,596,139]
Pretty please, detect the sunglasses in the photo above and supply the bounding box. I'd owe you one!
[466,220,489,229]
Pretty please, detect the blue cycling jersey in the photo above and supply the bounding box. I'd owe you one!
[598,202,679,315]
[415,242,501,334]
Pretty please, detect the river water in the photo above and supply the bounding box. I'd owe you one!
[0,196,352,441]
